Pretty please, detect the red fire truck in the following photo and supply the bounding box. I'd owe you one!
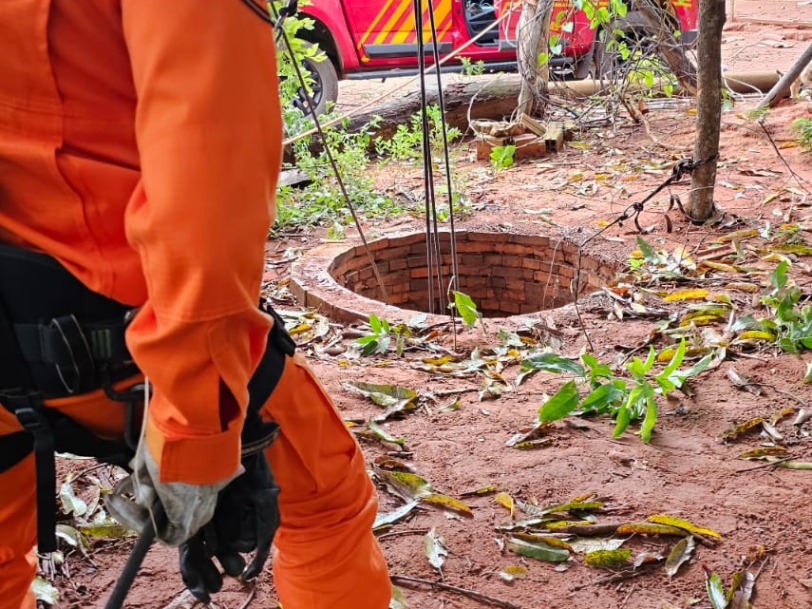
[296,0,699,114]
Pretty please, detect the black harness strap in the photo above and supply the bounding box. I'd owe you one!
[0,295,33,391]
[3,392,58,552]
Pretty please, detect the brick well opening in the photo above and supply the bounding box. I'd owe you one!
[327,231,614,318]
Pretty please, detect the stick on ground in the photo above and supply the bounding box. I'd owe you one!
[391,574,521,609]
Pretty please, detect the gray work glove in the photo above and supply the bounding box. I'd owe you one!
[107,442,238,546]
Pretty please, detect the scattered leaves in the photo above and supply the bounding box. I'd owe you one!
[665,536,695,577]
[584,548,632,568]
[648,514,721,538]
[424,528,449,572]
[507,537,570,562]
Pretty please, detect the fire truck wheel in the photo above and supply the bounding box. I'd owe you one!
[299,45,339,117]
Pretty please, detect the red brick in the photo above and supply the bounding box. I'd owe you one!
[510,234,550,247]
[501,300,521,314]
[505,278,525,292]
[483,254,503,266]
[367,238,390,252]
[501,243,534,256]
[388,258,408,271]
[468,232,507,243]
[454,241,486,253]
[461,253,484,266]
[407,256,427,268]
[459,275,488,289]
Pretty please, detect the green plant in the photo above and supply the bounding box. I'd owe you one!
[623,50,677,96]
[449,290,484,330]
[355,314,411,356]
[746,105,769,123]
[375,105,462,162]
[792,117,812,151]
[460,57,486,77]
[531,340,711,442]
[490,144,516,170]
[759,260,812,354]
[275,116,410,230]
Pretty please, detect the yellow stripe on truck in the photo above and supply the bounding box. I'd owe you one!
[374,0,414,44]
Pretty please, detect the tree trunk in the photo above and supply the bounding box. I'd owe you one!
[335,71,777,141]
[687,0,726,222]
[517,0,554,117]
[756,42,812,110]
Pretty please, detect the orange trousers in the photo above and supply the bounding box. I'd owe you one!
[0,352,391,609]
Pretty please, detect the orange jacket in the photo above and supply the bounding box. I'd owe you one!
[0,1,282,484]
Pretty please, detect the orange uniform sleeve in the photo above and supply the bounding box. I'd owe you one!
[121,1,282,484]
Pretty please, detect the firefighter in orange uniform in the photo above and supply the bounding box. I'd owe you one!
[0,2,391,608]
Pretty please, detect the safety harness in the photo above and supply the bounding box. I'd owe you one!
[0,244,294,552]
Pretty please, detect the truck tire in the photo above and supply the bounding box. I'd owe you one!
[298,44,339,117]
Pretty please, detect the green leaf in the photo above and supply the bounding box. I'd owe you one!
[424,527,448,571]
[705,570,728,609]
[769,260,789,292]
[77,521,137,538]
[369,313,382,333]
[374,468,472,516]
[343,382,418,421]
[658,339,687,380]
[580,380,626,413]
[581,353,613,381]
[368,420,405,445]
[636,236,660,263]
[640,396,658,443]
[376,469,432,500]
[452,291,482,329]
[31,577,59,606]
[612,403,632,438]
[626,348,656,377]
[670,352,714,387]
[665,535,696,577]
[521,352,586,377]
[507,537,570,562]
[538,381,581,422]
[584,548,632,568]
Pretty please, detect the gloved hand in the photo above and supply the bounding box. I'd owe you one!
[179,451,280,603]
[107,441,237,546]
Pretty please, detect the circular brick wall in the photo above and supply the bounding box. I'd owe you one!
[293,230,614,320]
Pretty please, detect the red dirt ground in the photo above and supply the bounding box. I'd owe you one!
[47,4,812,609]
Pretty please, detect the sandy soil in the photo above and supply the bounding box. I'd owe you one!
[47,4,812,609]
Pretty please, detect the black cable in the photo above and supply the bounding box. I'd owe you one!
[424,0,460,303]
[239,0,273,23]
[412,0,439,314]
[104,503,166,609]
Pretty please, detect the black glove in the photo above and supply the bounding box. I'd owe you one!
[179,450,280,603]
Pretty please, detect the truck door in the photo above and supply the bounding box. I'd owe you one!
[342,0,454,64]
